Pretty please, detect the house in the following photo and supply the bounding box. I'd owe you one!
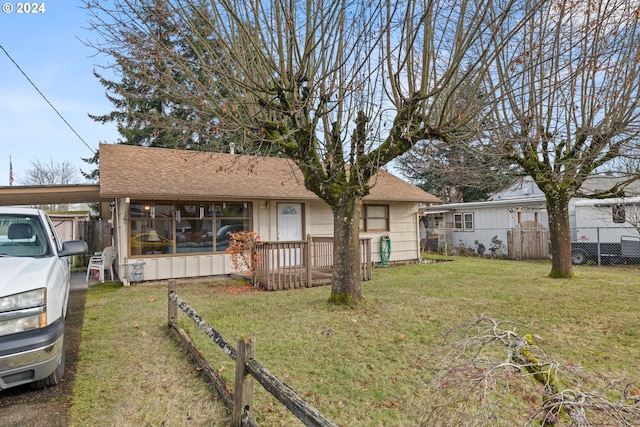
[423,175,640,259]
[98,144,441,284]
[423,176,548,258]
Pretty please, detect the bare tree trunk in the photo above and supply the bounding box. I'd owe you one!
[547,195,573,278]
[329,196,362,305]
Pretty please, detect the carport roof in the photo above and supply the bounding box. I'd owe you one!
[0,184,101,207]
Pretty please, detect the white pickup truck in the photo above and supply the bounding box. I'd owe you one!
[0,207,87,390]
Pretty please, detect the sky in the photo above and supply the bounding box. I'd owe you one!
[0,1,119,187]
[0,1,408,189]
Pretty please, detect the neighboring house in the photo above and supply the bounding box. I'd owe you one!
[423,176,548,258]
[98,144,441,283]
[423,175,640,259]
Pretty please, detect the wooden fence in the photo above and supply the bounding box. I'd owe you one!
[167,280,338,427]
[254,235,372,291]
[507,222,550,260]
[77,219,113,265]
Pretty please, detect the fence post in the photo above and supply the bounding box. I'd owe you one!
[232,337,256,426]
[168,279,177,328]
[597,227,602,265]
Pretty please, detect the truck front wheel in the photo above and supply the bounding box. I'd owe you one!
[571,249,588,265]
[31,336,66,389]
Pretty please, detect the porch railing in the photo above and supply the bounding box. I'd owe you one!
[254,235,372,291]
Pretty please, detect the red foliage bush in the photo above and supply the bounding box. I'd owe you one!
[225,231,262,275]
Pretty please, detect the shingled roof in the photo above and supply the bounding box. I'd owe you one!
[99,144,440,204]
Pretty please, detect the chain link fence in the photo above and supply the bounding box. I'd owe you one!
[571,226,640,265]
[423,225,640,266]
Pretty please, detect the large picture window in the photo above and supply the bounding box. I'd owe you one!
[214,203,251,252]
[129,201,251,256]
[360,205,389,232]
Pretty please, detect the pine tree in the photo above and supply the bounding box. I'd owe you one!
[89,2,229,151]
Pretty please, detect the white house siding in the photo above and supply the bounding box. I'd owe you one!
[114,197,128,282]
[370,203,420,264]
[254,200,274,241]
[306,200,334,236]
[305,200,421,264]
[442,205,511,253]
[140,255,231,282]
[433,202,549,255]
[113,198,423,282]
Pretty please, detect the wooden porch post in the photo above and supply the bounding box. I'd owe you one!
[306,234,313,287]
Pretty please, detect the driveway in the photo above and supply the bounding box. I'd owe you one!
[0,271,88,427]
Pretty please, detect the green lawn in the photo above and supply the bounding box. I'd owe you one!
[71,258,640,426]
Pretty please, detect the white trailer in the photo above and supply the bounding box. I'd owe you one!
[571,196,640,264]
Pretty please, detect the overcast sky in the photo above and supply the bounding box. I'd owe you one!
[0,1,119,186]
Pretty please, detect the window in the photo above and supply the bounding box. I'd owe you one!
[129,201,252,256]
[214,203,251,252]
[360,205,389,232]
[0,214,49,257]
[130,203,174,256]
[613,204,626,224]
[454,212,474,231]
[175,203,213,253]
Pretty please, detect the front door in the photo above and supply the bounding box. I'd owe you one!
[277,203,303,266]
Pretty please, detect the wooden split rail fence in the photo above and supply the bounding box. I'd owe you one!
[167,280,338,427]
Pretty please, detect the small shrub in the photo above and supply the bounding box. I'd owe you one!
[225,231,262,278]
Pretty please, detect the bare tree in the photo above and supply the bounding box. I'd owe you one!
[86,0,537,304]
[395,75,518,203]
[395,139,515,203]
[482,0,640,278]
[18,157,79,212]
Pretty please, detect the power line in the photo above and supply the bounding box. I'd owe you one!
[0,43,96,154]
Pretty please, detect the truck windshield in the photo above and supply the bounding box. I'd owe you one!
[0,215,49,257]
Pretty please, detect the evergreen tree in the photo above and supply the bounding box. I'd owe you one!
[89,2,231,151]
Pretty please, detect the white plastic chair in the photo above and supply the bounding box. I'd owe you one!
[86,246,117,283]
